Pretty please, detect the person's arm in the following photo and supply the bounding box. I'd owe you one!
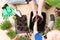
[29,0,37,17]
[38,0,44,19]
[33,19,38,33]
[38,0,44,15]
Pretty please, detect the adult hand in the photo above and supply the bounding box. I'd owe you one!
[32,14,37,22]
[37,14,43,21]
[32,14,43,22]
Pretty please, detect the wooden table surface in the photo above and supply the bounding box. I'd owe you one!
[0,0,56,40]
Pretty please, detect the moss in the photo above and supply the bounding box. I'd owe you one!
[7,30,16,39]
[0,20,11,30]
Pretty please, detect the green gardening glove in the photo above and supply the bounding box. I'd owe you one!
[2,6,13,19]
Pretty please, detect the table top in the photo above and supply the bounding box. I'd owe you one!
[0,0,56,40]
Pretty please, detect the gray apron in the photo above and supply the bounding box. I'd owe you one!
[2,0,27,4]
[2,0,38,4]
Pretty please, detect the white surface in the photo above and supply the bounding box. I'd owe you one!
[0,9,3,23]
[47,30,60,40]
[0,30,10,40]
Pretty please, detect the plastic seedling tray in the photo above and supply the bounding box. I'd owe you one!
[29,11,46,33]
[15,14,28,34]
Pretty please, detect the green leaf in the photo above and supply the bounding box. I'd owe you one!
[55,18,60,30]
[45,0,60,8]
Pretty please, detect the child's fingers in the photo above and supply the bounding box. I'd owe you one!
[34,18,38,25]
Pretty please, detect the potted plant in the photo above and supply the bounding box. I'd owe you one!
[18,36,27,40]
[7,30,16,39]
[45,0,60,8]
[55,17,60,30]
[0,20,12,30]
[45,0,60,10]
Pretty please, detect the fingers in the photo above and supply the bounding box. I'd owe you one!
[34,18,38,23]
[38,15,43,21]
[32,15,36,22]
[32,15,43,22]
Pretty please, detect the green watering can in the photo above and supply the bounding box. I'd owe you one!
[2,4,13,19]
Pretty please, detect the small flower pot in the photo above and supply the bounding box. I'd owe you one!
[7,30,16,39]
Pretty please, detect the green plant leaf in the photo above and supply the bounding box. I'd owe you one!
[55,18,60,30]
[7,30,16,39]
[45,0,60,8]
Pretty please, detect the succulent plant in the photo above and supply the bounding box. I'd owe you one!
[55,17,60,30]
[7,30,16,39]
[0,20,11,30]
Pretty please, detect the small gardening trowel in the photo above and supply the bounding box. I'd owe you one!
[14,6,22,17]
